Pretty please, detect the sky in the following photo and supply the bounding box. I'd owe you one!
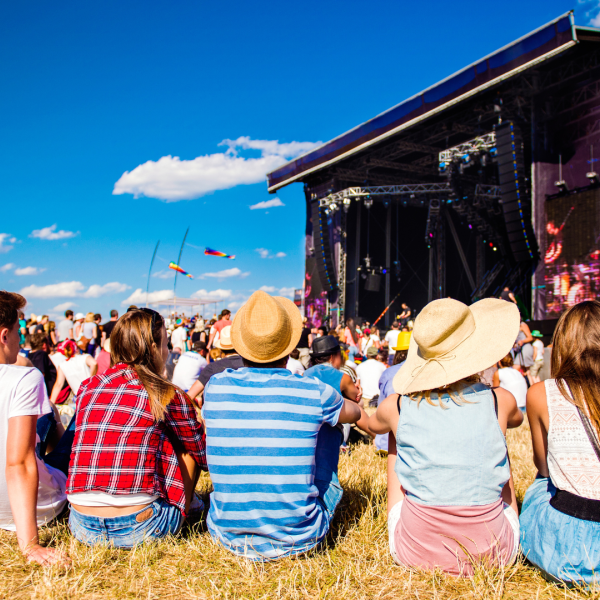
[0,0,597,321]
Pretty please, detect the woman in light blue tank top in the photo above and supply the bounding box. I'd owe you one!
[368,298,524,576]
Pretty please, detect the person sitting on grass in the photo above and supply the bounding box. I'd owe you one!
[0,291,70,566]
[520,300,600,587]
[66,307,207,548]
[202,291,363,560]
[368,298,524,576]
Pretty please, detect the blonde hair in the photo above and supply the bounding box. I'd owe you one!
[408,374,481,408]
[552,300,600,438]
[110,310,177,421]
[85,312,95,323]
[210,348,223,361]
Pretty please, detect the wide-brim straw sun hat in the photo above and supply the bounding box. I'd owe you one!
[231,290,303,363]
[214,325,234,351]
[393,297,519,396]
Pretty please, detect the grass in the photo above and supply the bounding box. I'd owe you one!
[1,420,598,599]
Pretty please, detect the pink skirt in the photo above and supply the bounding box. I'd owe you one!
[389,496,519,576]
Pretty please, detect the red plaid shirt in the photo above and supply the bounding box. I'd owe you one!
[67,363,207,514]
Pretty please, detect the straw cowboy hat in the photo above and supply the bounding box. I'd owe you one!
[231,291,302,363]
[393,298,519,395]
[214,325,234,351]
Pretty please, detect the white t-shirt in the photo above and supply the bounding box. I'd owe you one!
[384,330,400,355]
[356,359,387,400]
[60,354,91,395]
[533,339,544,362]
[172,351,207,391]
[286,357,305,376]
[170,327,187,351]
[0,365,67,531]
[56,319,73,341]
[362,334,380,354]
[497,367,528,408]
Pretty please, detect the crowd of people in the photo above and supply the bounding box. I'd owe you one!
[0,288,598,587]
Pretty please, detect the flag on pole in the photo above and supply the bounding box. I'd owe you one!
[205,247,235,259]
[169,262,193,278]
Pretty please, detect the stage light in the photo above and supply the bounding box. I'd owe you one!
[382,269,387,274]
[439,161,447,174]
[461,153,471,164]
[489,242,493,247]
[554,180,569,193]
[364,198,373,209]
[468,224,472,230]
[586,171,599,185]
[493,246,497,251]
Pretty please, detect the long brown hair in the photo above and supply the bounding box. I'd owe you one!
[345,318,358,345]
[552,300,600,437]
[110,310,176,421]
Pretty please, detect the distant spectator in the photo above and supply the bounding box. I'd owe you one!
[57,310,74,342]
[28,333,57,396]
[101,309,118,346]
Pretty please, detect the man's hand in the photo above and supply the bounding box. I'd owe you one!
[355,380,363,405]
[25,544,70,567]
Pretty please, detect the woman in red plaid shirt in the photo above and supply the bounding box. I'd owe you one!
[66,308,207,548]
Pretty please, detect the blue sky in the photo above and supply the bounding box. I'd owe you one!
[0,0,595,320]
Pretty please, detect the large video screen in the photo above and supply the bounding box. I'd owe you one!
[545,188,600,316]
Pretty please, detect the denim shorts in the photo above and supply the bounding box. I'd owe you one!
[69,498,184,548]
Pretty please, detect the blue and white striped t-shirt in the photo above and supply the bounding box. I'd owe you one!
[203,367,343,560]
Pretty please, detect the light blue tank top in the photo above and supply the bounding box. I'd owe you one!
[395,382,509,506]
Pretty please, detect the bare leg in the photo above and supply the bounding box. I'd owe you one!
[501,470,518,514]
[175,451,200,513]
[387,432,405,515]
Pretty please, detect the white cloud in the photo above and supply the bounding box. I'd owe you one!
[592,11,600,26]
[0,263,15,273]
[249,198,285,210]
[53,302,77,311]
[255,248,286,259]
[279,287,296,298]
[113,137,320,202]
[122,288,175,306]
[227,301,245,311]
[259,285,277,292]
[20,281,130,299]
[0,234,17,253]
[199,267,249,279]
[30,224,78,241]
[15,266,46,276]
[83,282,130,298]
[152,270,175,279]
[192,289,232,300]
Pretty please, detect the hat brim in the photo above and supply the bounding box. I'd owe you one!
[231,296,303,363]
[393,298,519,395]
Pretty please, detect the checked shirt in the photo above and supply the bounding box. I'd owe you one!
[66,363,206,514]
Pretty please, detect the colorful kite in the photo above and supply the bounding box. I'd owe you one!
[205,247,235,259]
[169,262,193,278]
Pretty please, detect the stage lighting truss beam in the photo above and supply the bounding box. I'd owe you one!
[318,183,452,209]
[438,132,496,164]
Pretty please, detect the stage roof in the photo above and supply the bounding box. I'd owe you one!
[267,12,586,193]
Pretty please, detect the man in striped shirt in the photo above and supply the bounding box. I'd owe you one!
[203,291,361,560]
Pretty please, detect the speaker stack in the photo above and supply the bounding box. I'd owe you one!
[311,201,336,293]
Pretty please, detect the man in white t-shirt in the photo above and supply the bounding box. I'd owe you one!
[170,319,188,353]
[356,346,387,407]
[383,322,400,366]
[0,291,69,565]
[172,341,208,391]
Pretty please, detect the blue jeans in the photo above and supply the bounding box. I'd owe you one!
[314,424,344,516]
[36,412,76,476]
[347,346,360,362]
[69,498,184,548]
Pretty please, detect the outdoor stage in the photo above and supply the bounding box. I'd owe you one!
[268,12,600,329]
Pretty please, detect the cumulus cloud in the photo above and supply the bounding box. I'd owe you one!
[199,267,249,279]
[152,270,175,279]
[279,287,296,298]
[15,267,46,276]
[259,285,277,292]
[192,289,232,300]
[20,281,130,299]
[227,301,245,311]
[0,263,15,273]
[0,234,17,253]
[255,248,286,259]
[122,289,175,306]
[113,137,320,202]
[30,224,78,241]
[249,198,285,210]
[53,302,77,311]
[258,286,296,297]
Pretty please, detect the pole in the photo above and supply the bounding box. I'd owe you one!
[146,240,160,308]
[354,201,361,319]
[373,293,400,328]
[173,227,190,315]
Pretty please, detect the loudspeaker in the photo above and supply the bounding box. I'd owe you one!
[365,274,381,292]
[311,200,336,293]
[495,122,539,262]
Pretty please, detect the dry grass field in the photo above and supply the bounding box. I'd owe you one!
[1,419,598,600]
